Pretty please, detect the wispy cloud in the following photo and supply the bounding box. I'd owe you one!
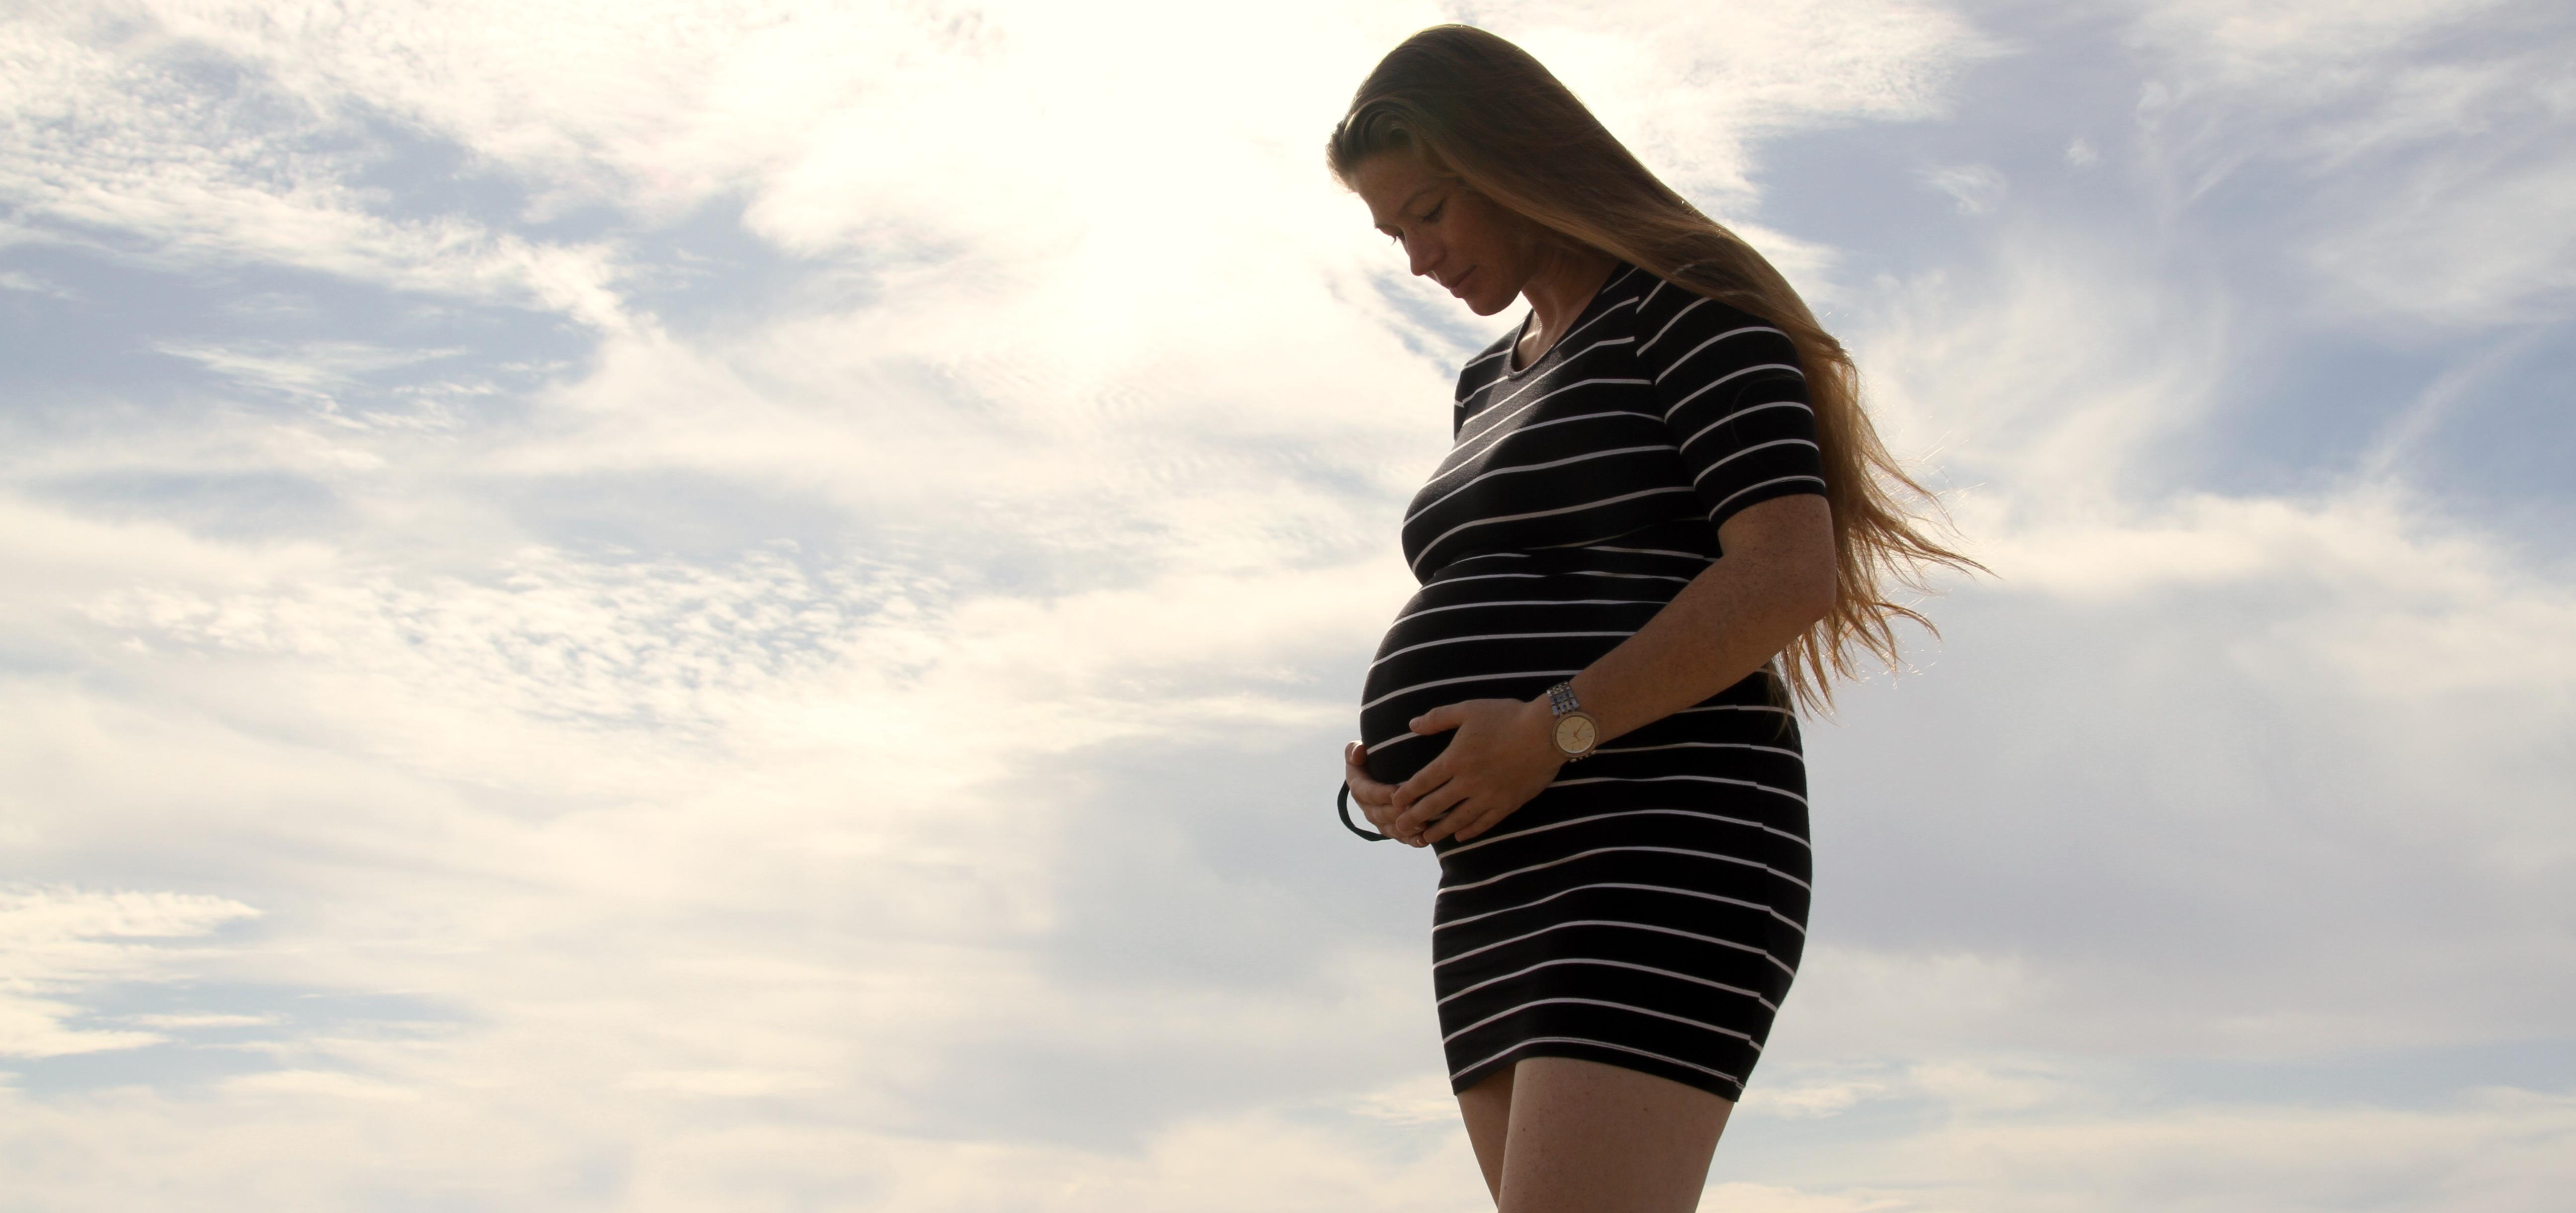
[1919,162,2006,214]
[2126,0,2576,326]
[0,886,260,1058]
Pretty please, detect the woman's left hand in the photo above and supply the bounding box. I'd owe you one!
[1388,696,1566,846]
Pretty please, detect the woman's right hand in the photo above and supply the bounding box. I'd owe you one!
[1343,741,1418,846]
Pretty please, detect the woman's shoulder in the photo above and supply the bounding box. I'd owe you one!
[1624,273,1791,370]
[1622,268,1762,329]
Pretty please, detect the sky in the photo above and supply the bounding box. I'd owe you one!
[2,0,2572,1209]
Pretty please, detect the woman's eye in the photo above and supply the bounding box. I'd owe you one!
[1422,202,1445,222]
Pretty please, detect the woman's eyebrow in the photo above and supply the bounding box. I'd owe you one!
[1377,186,1445,233]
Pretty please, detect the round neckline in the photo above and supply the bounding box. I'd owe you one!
[1500,311,1541,378]
[1497,261,1631,381]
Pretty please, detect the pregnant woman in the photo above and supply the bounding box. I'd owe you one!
[1332,26,1975,1212]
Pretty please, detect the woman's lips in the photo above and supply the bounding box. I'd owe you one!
[1447,265,1477,295]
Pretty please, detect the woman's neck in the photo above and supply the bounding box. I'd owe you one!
[1516,244,1619,367]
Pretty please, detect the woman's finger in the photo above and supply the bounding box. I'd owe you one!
[1362,799,1415,843]
[1347,772,1396,809]
[1393,752,1459,811]
[1416,796,1472,845]
[1428,801,1501,846]
[1344,743,1397,801]
[1396,779,1472,833]
[1393,770,1452,817]
[1346,767,1394,805]
[1433,794,1522,846]
[1408,702,1466,736]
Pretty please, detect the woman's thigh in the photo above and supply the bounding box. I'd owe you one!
[1458,1065,1516,1203]
[1483,1055,1735,1213]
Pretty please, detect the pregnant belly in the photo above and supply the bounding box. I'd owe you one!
[1357,564,1670,785]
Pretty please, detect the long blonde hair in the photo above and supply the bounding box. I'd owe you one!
[1329,24,1981,712]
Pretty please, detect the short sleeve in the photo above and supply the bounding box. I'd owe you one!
[1632,283,1828,533]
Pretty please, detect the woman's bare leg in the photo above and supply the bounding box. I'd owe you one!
[1457,1064,1517,1204]
[1494,1055,1734,1213]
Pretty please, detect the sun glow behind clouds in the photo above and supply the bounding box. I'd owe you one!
[3,0,2574,1209]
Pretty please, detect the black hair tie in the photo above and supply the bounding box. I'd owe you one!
[1337,781,1390,842]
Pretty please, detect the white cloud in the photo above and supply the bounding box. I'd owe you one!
[2124,0,2576,327]
[1487,0,1992,201]
[0,886,260,1058]
[120,1012,280,1029]
[2314,136,2576,326]
[1856,228,2228,510]
[1804,206,2576,1058]
[150,339,468,411]
[2126,0,2523,87]
[1920,163,2006,214]
[1844,1087,2576,1213]
[0,269,76,297]
[0,3,628,325]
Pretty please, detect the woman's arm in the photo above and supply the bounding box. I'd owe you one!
[1564,493,1836,743]
[1377,492,1837,847]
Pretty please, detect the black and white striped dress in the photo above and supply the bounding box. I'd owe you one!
[1358,263,1826,1102]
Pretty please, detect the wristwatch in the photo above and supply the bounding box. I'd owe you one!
[1543,681,1600,761]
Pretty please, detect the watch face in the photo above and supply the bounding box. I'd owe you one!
[1554,713,1597,755]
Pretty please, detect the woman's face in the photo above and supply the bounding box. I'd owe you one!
[1350,150,1537,317]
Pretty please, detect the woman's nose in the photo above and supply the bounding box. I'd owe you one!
[1408,240,1439,279]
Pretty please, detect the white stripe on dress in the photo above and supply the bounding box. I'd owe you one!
[1406,445,1678,525]
[1659,364,1806,421]
[1391,597,1670,625]
[1454,374,1653,451]
[1705,474,1830,521]
[1434,407,1656,493]
[1650,326,1789,384]
[1436,845,1779,896]
[1437,956,1775,1010]
[1437,807,1784,860]
[1361,669,1579,712]
[1450,1037,1744,1087]
[1410,487,1698,575]
[1688,439,1823,487]
[1547,772,1810,807]
[1441,997,1756,1046]
[1637,296,1711,354]
[1367,630,1636,672]
[1675,402,1816,452]
[1433,881,1803,936]
[1432,918,1796,978]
